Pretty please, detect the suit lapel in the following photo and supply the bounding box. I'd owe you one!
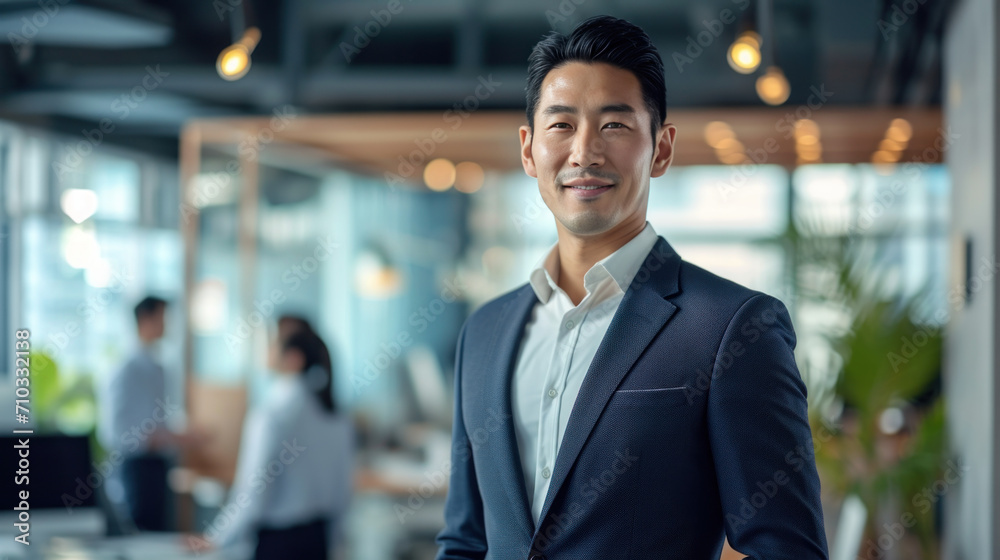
[483,284,539,540]
[533,236,682,531]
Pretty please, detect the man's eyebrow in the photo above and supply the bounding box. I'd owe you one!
[541,104,576,116]
[600,103,637,114]
[540,104,637,116]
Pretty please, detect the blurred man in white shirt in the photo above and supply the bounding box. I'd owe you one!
[99,296,179,531]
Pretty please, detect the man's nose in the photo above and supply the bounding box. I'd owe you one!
[569,127,606,168]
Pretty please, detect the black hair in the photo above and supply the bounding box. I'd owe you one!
[525,15,667,144]
[281,329,337,415]
[275,314,332,373]
[276,314,314,338]
[134,296,167,322]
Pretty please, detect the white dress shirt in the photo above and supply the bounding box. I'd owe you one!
[511,221,659,525]
[99,342,167,457]
[208,373,355,555]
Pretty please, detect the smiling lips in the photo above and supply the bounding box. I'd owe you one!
[563,177,614,188]
[562,178,614,198]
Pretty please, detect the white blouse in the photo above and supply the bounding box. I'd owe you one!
[207,374,355,555]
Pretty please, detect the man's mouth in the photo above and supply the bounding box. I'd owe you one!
[562,182,615,198]
[562,178,615,188]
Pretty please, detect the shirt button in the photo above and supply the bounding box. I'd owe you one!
[547,388,558,398]
[564,320,574,329]
[541,467,551,479]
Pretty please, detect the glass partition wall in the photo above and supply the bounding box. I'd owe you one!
[178,118,475,555]
[0,122,183,436]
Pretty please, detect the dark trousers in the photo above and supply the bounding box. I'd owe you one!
[120,453,170,531]
[255,517,328,560]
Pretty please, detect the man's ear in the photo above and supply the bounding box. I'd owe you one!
[519,125,537,178]
[651,123,677,178]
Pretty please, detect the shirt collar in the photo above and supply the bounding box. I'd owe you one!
[529,221,659,304]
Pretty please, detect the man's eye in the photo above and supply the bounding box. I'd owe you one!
[550,123,571,129]
[604,122,626,129]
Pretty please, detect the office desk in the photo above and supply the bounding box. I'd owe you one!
[43,534,228,559]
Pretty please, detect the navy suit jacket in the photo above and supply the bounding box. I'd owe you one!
[436,236,829,560]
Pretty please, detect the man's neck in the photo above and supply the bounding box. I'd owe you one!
[554,218,646,306]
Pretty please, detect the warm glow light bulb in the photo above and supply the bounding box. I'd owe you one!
[217,45,251,81]
[796,142,822,159]
[704,121,735,148]
[879,138,904,153]
[797,134,819,146]
[216,28,259,81]
[424,158,457,191]
[886,118,913,143]
[454,161,485,193]
[794,119,819,138]
[872,150,899,164]
[756,66,791,106]
[727,37,761,74]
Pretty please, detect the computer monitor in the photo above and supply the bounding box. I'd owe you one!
[0,434,106,547]
[402,344,450,427]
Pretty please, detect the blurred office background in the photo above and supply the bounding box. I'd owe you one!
[0,0,994,558]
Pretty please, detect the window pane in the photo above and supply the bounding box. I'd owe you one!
[649,165,788,238]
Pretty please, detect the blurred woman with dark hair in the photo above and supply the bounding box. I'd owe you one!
[275,315,336,411]
[190,319,354,560]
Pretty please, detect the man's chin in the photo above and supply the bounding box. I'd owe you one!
[556,213,616,236]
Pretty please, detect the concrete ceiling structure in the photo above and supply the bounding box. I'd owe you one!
[0,0,953,159]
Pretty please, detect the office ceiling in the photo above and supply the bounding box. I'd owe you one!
[0,0,953,158]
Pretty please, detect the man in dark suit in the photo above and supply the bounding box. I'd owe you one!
[435,14,828,560]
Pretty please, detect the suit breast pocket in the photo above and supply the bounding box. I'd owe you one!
[608,385,691,408]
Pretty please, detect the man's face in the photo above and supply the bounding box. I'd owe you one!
[140,306,166,341]
[519,61,676,238]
